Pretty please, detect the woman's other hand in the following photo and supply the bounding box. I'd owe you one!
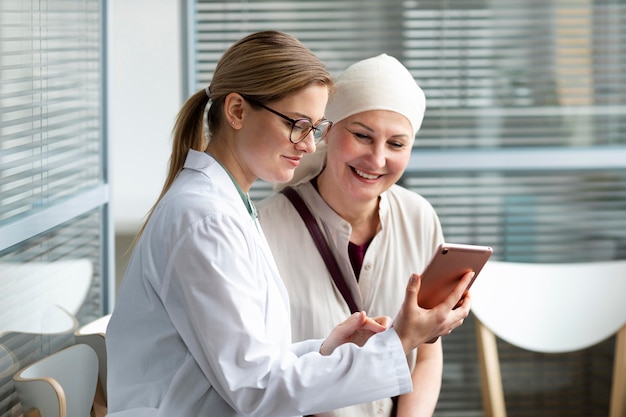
[393,272,473,354]
[320,312,390,356]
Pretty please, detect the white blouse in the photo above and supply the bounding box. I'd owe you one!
[257,181,444,417]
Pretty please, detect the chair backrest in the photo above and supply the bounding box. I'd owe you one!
[13,344,98,417]
[74,314,111,402]
[471,259,626,417]
[0,260,92,336]
[471,259,626,353]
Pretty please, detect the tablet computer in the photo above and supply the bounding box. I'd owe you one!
[418,243,493,309]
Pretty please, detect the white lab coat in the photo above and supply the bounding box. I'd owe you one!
[106,150,412,417]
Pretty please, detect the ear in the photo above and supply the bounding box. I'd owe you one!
[224,92,245,128]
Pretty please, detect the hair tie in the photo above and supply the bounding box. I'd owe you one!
[205,86,211,100]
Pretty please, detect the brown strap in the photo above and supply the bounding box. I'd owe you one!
[280,187,360,314]
[282,187,398,417]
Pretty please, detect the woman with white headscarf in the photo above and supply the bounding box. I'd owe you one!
[258,54,445,417]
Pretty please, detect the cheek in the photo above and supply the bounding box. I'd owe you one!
[244,133,280,173]
[388,152,412,176]
[329,136,361,161]
[253,131,282,156]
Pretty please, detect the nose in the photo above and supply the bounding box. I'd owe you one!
[294,129,317,154]
[367,143,386,168]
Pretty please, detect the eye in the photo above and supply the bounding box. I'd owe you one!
[389,141,406,149]
[347,129,371,141]
[292,119,312,132]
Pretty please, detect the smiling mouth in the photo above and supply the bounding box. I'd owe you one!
[353,167,380,180]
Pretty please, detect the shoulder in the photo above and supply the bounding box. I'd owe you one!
[148,170,252,246]
[380,185,443,240]
[256,188,299,231]
[257,183,317,226]
[385,184,437,214]
[257,189,290,213]
[257,191,294,228]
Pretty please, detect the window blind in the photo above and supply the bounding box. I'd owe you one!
[0,1,108,416]
[0,1,102,225]
[190,1,626,415]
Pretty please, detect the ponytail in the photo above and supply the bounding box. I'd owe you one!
[133,89,210,241]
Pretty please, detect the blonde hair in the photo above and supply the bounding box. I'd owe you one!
[135,31,333,240]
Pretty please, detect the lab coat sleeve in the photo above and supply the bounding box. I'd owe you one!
[291,339,324,357]
[161,213,412,417]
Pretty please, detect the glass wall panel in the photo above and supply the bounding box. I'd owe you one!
[0,1,108,415]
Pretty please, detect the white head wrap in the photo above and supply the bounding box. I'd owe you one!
[279,54,425,189]
[327,53,426,138]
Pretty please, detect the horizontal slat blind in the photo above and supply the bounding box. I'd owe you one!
[0,0,101,226]
[191,1,626,415]
[404,2,626,148]
[192,1,409,86]
[402,169,626,262]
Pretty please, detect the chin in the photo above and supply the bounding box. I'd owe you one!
[265,171,295,185]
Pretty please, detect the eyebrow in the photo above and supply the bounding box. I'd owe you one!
[350,121,375,133]
[349,121,409,139]
[293,112,313,121]
[293,110,330,124]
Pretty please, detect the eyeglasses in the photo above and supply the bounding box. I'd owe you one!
[241,95,332,144]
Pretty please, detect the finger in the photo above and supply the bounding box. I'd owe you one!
[351,328,378,347]
[405,273,420,308]
[413,273,422,293]
[443,271,474,309]
[394,274,421,328]
[447,318,465,335]
[360,316,388,333]
[371,315,392,329]
[338,311,366,334]
[455,291,472,310]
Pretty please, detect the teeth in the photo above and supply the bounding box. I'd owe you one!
[354,168,378,180]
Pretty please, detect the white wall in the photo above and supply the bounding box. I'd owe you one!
[108,0,183,235]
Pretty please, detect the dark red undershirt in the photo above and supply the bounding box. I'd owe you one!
[348,241,371,281]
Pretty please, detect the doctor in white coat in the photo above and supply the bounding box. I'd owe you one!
[105,31,472,417]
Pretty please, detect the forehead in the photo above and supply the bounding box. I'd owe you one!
[273,84,329,121]
[344,110,412,134]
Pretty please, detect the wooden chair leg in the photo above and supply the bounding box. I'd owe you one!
[610,324,626,417]
[475,317,507,417]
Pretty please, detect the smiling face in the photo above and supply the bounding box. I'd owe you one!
[231,84,330,189]
[319,110,414,210]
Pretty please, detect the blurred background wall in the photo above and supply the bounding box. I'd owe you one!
[108,0,182,288]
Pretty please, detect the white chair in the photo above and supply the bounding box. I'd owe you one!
[74,314,111,403]
[471,260,626,417]
[13,344,99,417]
[0,260,92,336]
